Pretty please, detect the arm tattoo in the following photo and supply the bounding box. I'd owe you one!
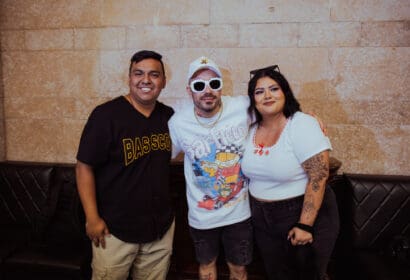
[302,152,328,192]
[302,194,315,220]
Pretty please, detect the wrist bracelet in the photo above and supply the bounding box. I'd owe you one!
[294,222,314,234]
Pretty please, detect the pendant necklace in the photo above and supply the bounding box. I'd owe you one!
[194,103,224,129]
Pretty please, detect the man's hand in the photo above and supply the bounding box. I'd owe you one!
[86,217,110,248]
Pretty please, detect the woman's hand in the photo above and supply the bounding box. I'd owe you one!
[288,227,313,246]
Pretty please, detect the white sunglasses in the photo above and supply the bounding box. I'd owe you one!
[189,78,223,93]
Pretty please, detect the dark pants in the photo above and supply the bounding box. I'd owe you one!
[250,187,339,280]
[189,218,253,266]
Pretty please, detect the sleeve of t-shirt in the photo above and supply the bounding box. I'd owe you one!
[168,116,182,159]
[289,112,332,164]
[76,107,111,166]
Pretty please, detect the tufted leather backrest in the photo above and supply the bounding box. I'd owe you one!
[344,173,410,250]
[44,165,87,246]
[0,162,57,236]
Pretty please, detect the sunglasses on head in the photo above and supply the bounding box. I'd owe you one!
[249,65,280,79]
[189,77,223,93]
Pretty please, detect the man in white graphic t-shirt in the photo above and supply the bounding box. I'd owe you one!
[168,57,252,280]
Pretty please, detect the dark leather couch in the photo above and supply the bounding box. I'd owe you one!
[0,162,91,280]
[329,173,410,280]
[1,161,409,280]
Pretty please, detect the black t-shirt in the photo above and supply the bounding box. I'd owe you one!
[77,96,174,243]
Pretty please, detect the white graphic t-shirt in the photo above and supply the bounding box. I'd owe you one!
[169,96,251,229]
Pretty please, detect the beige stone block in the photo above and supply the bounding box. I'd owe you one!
[98,51,130,97]
[222,48,331,97]
[181,26,208,49]
[58,119,86,163]
[299,99,410,127]
[75,96,112,120]
[297,98,341,125]
[0,0,103,29]
[163,48,331,99]
[211,0,329,23]
[239,23,299,47]
[155,48,213,98]
[163,47,331,103]
[1,31,25,51]
[102,0,209,25]
[361,21,410,47]
[2,51,100,98]
[25,29,73,50]
[0,98,3,117]
[181,25,238,48]
[299,22,361,47]
[158,96,192,112]
[297,79,331,103]
[162,48,261,98]
[75,28,126,50]
[0,96,4,161]
[5,118,63,162]
[0,59,3,98]
[329,47,409,101]
[328,125,384,174]
[4,97,76,119]
[0,119,5,161]
[126,26,180,49]
[342,100,409,125]
[331,0,410,21]
[330,125,409,175]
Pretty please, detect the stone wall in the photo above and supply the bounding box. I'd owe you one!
[0,42,4,161]
[0,0,409,174]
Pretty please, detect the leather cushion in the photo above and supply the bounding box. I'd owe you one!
[44,165,87,245]
[0,162,57,236]
[344,174,410,250]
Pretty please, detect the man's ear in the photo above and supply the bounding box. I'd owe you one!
[186,85,192,96]
[162,77,167,89]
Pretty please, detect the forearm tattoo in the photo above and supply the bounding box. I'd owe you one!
[302,194,315,220]
[302,152,328,192]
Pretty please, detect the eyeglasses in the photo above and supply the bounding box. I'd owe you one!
[249,65,280,79]
[189,78,223,93]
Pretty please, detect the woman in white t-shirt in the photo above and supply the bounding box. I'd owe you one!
[242,65,339,280]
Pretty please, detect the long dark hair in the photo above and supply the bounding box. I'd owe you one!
[247,67,301,125]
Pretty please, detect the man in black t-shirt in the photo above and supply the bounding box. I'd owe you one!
[76,50,174,280]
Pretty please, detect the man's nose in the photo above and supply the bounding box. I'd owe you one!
[141,74,151,83]
[204,84,213,93]
[204,83,213,93]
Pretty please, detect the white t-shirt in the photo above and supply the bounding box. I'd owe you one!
[169,96,251,229]
[242,112,332,200]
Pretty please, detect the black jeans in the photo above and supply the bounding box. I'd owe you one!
[250,187,339,280]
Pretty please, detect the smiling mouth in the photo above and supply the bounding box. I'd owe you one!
[139,87,152,92]
[264,101,275,105]
[201,94,216,100]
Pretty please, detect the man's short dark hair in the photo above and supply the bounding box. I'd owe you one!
[129,50,166,76]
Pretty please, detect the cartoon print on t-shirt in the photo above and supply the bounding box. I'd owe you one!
[192,142,247,210]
